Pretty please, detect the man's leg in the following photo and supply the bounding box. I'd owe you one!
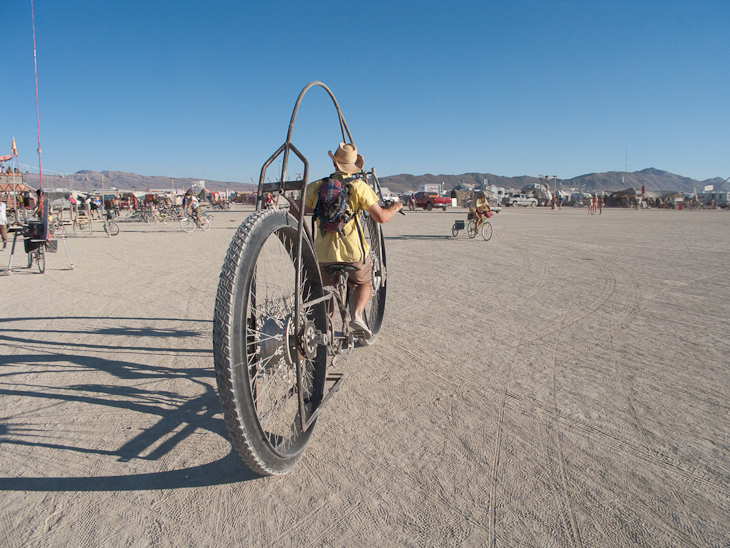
[351,281,372,323]
[345,256,373,327]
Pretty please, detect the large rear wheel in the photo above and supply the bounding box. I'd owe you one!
[467,220,477,239]
[358,213,387,346]
[213,209,328,475]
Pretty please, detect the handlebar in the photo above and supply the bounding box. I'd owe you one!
[383,199,406,215]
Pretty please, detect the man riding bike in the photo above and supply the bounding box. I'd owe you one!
[470,191,492,228]
[185,191,202,225]
[294,143,402,339]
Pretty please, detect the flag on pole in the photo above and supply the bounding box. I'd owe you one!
[11,136,17,156]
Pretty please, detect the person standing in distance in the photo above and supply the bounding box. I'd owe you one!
[0,200,7,250]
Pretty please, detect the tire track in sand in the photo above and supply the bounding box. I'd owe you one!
[606,289,709,547]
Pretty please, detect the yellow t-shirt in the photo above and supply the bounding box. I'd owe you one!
[305,172,379,264]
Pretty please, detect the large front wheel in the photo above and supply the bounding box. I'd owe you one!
[213,209,328,475]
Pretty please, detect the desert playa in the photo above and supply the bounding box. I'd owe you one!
[1,206,729,547]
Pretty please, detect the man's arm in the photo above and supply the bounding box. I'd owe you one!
[367,200,403,224]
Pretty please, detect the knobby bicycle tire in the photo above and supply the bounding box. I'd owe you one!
[213,208,328,475]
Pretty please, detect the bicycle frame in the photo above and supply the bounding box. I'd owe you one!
[254,81,388,432]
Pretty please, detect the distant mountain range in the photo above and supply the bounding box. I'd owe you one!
[20,170,255,194]
[18,167,724,195]
[379,168,725,195]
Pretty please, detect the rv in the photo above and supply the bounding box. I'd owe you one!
[703,191,730,208]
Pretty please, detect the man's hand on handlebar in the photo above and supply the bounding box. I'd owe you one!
[383,199,405,215]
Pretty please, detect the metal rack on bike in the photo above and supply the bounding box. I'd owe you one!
[256,82,390,432]
[254,82,358,432]
[212,82,392,475]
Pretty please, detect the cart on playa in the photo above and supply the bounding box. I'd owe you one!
[3,198,75,275]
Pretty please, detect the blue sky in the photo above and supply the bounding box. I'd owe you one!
[2,0,728,185]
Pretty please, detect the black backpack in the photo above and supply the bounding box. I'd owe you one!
[313,177,356,236]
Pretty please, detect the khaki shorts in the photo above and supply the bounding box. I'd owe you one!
[319,255,373,287]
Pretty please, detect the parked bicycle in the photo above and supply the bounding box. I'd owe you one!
[23,222,49,273]
[26,241,45,273]
[212,82,391,475]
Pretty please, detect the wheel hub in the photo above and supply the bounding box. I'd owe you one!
[299,320,319,360]
[259,316,294,371]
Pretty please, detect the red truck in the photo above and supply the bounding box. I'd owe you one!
[413,191,452,211]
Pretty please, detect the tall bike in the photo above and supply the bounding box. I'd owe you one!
[212,82,389,475]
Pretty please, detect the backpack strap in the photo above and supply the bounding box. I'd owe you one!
[352,212,368,263]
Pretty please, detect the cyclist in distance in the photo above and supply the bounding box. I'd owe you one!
[185,191,202,225]
[470,191,492,229]
[294,143,402,339]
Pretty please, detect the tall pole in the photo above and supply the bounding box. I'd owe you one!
[11,151,19,223]
[31,0,43,191]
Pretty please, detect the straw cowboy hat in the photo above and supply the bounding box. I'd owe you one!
[328,142,364,173]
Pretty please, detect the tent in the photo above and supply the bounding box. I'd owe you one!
[186,187,211,201]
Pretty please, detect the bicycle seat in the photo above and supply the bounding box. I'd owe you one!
[322,263,357,274]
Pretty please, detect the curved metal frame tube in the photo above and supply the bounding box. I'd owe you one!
[253,81,359,433]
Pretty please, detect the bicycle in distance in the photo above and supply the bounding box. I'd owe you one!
[211,199,231,211]
[103,211,119,237]
[451,211,493,241]
[212,82,393,475]
[180,210,211,233]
